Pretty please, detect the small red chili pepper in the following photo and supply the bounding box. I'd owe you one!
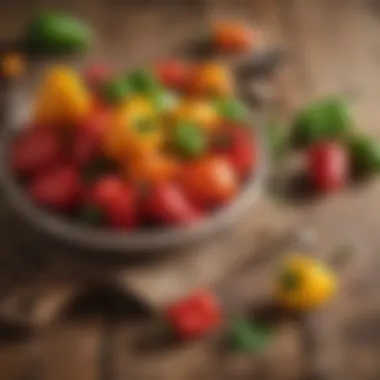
[166,289,222,340]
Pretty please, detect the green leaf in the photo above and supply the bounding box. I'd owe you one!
[171,122,206,158]
[229,318,274,353]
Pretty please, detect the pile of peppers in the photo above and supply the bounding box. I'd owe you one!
[10,61,258,230]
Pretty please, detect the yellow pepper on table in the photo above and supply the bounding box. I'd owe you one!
[33,66,91,127]
[103,96,163,161]
[276,255,337,311]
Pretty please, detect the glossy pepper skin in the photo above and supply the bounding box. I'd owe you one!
[25,12,92,55]
[33,66,91,127]
[103,96,161,161]
[307,142,348,193]
[291,99,352,148]
[276,255,336,311]
[166,290,222,340]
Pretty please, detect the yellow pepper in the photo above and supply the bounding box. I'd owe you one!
[33,66,91,127]
[172,100,220,131]
[276,255,337,311]
[103,96,163,161]
[189,63,235,96]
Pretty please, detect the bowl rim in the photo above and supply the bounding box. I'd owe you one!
[0,108,268,255]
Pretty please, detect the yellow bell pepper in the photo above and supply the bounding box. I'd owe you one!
[103,96,163,161]
[172,100,220,131]
[276,255,337,311]
[189,63,235,96]
[33,66,91,127]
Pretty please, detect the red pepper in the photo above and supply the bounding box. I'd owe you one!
[11,128,61,177]
[72,107,110,167]
[156,59,191,91]
[142,182,201,226]
[166,289,222,340]
[28,164,83,211]
[212,125,257,180]
[307,141,348,192]
[90,175,138,229]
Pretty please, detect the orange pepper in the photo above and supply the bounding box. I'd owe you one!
[188,63,235,97]
[103,96,163,161]
[213,21,255,53]
[127,151,180,184]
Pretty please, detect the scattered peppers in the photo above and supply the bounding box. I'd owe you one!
[276,255,337,311]
[215,97,247,122]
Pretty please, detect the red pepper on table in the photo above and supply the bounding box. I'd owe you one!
[166,289,222,340]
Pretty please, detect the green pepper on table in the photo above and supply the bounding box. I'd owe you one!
[25,12,93,55]
[291,98,352,148]
[347,134,380,175]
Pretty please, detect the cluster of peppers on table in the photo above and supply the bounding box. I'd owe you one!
[275,98,380,193]
[164,254,336,350]
[10,59,259,229]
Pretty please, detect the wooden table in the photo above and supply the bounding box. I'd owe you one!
[1,0,380,379]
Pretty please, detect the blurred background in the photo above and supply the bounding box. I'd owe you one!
[0,0,380,379]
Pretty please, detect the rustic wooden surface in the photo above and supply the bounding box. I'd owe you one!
[1,0,380,379]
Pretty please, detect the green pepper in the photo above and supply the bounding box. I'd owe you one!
[99,77,131,105]
[25,12,93,55]
[215,97,247,122]
[291,99,352,148]
[229,318,273,353]
[127,69,161,94]
[347,134,380,175]
[171,122,206,158]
